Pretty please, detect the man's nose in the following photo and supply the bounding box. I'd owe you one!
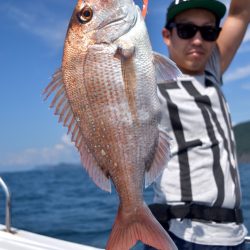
[191,31,203,44]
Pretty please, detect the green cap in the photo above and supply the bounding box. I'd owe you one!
[167,0,226,25]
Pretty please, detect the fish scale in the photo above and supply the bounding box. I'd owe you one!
[43,0,181,249]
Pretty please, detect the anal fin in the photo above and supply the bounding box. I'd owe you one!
[145,128,171,188]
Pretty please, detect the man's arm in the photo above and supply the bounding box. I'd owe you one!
[217,0,250,74]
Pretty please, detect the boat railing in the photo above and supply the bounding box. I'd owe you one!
[245,236,250,243]
[0,176,12,233]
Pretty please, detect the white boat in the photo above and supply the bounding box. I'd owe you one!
[0,177,104,250]
[0,224,104,250]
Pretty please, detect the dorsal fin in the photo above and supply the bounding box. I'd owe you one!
[43,69,111,192]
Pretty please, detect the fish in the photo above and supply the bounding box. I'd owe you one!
[43,0,181,249]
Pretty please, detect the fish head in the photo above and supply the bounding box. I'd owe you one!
[64,0,138,51]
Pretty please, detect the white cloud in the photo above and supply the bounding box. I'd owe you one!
[224,64,250,82]
[61,134,75,146]
[0,134,80,171]
[1,2,69,49]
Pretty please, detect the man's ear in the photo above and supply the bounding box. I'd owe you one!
[162,28,171,46]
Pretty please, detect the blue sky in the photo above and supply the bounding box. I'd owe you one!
[0,0,249,172]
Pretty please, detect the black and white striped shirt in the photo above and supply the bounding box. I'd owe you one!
[153,47,247,244]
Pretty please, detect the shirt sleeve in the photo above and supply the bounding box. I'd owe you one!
[205,45,223,86]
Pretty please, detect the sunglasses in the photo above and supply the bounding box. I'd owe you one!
[168,23,221,42]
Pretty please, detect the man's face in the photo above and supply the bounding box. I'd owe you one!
[163,9,217,75]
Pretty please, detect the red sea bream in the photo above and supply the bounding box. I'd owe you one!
[43,0,181,249]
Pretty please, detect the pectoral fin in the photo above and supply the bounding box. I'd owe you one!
[153,52,182,83]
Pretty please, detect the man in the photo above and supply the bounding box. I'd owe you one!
[146,0,250,249]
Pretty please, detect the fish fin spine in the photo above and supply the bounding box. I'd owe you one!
[43,69,112,193]
[79,145,112,193]
[153,52,182,84]
[145,129,171,187]
[43,69,81,144]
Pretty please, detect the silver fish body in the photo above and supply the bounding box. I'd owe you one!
[44,0,180,249]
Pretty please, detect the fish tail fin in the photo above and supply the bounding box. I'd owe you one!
[106,203,177,250]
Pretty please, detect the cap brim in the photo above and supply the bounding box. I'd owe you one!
[167,0,226,22]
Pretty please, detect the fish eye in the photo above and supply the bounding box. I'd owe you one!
[77,6,93,24]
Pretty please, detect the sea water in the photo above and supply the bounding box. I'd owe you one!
[0,163,250,249]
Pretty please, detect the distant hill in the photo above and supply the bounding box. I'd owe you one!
[234,121,250,163]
